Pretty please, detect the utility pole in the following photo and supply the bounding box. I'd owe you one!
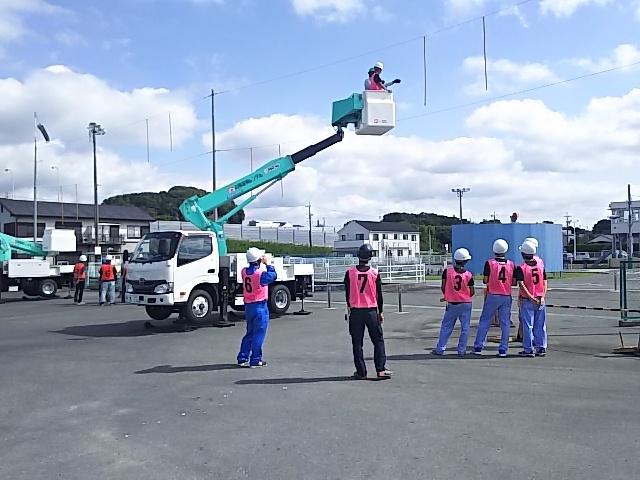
[628,183,633,257]
[33,113,50,242]
[88,122,106,253]
[490,211,497,222]
[206,89,219,221]
[564,213,572,259]
[307,203,313,250]
[451,188,470,224]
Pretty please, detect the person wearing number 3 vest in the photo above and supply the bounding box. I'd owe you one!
[236,247,277,368]
[344,244,392,380]
[433,248,476,356]
[473,239,516,357]
[515,240,548,357]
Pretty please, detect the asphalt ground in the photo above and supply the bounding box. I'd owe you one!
[1,274,639,480]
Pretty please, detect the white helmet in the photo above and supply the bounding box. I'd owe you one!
[246,247,265,263]
[524,237,539,248]
[374,61,383,70]
[519,240,536,255]
[79,255,87,262]
[454,248,472,261]
[492,239,508,254]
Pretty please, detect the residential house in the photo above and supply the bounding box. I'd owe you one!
[0,199,153,263]
[609,200,640,254]
[334,220,420,259]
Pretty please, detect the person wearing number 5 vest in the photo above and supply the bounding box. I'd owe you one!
[516,240,548,357]
[473,239,516,357]
[515,237,544,344]
[344,243,392,380]
[433,248,476,356]
[237,247,277,368]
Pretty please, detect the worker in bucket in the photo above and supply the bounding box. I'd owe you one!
[73,254,87,305]
[515,237,543,343]
[433,248,475,356]
[366,61,401,92]
[472,239,516,357]
[344,243,392,380]
[236,247,277,368]
[515,240,548,357]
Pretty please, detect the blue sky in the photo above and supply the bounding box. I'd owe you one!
[1,0,640,228]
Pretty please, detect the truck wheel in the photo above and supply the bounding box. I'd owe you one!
[269,284,291,315]
[185,289,214,325]
[38,279,58,298]
[145,305,173,321]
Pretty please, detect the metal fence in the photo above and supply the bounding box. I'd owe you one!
[150,221,338,246]
[619,260,640,323]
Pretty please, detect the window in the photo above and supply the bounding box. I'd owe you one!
[356,233,364,240]
[341,235,346,241]
[408,250,412,256]
[403,234,408,240]
[4,222,15,236]
[127,225,143,239]
[397,249,404,256]
[393,234,398,240]
[372,234,379,241]
[177,235,213,266]
[411,235,416,241]
[15,222,45,238]
[372,250,379,257]
[386,249,392,257]
[382,234,388,240]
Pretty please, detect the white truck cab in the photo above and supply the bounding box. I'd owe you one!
[124,230,314,325]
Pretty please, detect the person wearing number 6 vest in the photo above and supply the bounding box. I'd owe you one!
[236,247,277,368]
[343,243,392,380]
[473,239,516,357]
[515,240,548,357]
[433,248,475,356]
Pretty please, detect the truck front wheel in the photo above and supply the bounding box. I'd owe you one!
[185,289,214,325]
[38,279,58,298]
[145,305,173,321]
[268,284,291,315]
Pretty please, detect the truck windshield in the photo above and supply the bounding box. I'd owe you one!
[130,232,181,263]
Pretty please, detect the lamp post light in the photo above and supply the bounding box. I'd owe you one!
[4,168,13,199]
[451,188,470,224]
[87,122,106,253]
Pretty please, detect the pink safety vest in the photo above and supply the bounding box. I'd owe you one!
[534,255,545,272]
[486,258,514,296]
[368,73,384,91]
[347,266,378,308]
[242,267,268,304]
[443,267,473,303]
[518,261,545,298]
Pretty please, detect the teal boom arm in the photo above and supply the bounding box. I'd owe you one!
[0,232,48,262]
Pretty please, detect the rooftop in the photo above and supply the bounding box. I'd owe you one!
[350,220,419,233]
[0,199,153,222]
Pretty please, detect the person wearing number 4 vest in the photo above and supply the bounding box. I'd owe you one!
[516,240,548,357]
[433,248,476,356]
[237,247,277,368]
[473,239,516,357]
[344,243,392,380]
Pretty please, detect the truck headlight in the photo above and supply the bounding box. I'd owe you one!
[125,282,133,293]
[154,282,174,294]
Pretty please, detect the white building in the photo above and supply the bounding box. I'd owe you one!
[334,220,420,259]
[609,200,640,254]
[0,198,153,262]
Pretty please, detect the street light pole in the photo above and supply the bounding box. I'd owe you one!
[33,113,51,242]
[451,188,470,224]
[51,165,60,201]
[87,122,106,253]
[4,168,13,199]
[205,89,219,221]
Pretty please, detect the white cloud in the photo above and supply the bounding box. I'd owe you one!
[570,44,640,72]
[195,87,640,228]
[290,0,366,23]
[0,0,69,42]
[539,0,612,17]
[54,29,86,47]
[462,56,559,95]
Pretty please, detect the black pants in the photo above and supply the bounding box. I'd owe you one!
[74,281,85,303]
[349,307,387,376]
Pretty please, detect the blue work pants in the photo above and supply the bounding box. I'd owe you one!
[519,298,547,353]
[237,300,270,365]
[435,302,472,355]
[474,294,512,353]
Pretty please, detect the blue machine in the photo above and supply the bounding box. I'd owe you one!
[451,223,563,273]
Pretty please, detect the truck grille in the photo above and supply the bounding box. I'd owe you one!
[130,279,166,294]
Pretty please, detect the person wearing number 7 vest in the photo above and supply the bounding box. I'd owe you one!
[433,248,476,356]
[515,240,548,357]
[344,243,392,380]
[236,247,277,368]
[473,239,516,357]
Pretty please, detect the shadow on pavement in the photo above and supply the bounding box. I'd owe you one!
[135,363,241,374]
[51,320,193,338]
[235,376,357,385]
[387,353,510,361]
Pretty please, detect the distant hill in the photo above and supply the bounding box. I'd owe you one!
[102,186,245,223]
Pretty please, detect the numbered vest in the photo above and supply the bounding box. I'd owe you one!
[241,267,268,304]
[486,258,514,295]
[368,72,384,91]
[73,262,86,281]
[444,267,473,303]
[519,261,545,298]
[347,266,378,308]
[99,265,115,281]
